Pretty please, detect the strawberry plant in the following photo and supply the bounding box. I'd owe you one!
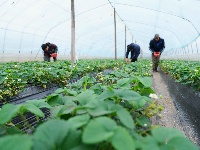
[0,59,198,150]
[0,60,124,102]
[160,60,200,90]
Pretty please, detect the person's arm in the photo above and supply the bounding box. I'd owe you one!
[149,40,154,53]
[126,45,130,58]
[160,39,165,53]
[50,44,58,53]
[54,46,58,53]
[125,47,131,62]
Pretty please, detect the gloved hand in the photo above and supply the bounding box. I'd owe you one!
[51,53,57,58]
[153,52,160,58]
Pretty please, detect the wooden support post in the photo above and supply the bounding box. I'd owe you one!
[124,26,126,59]
[195,40,199,53]
[71,0,75,63]
[191,44,193,54]
[114,8,117,60]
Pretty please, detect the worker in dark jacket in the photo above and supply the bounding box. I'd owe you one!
[41,42,58,62]
[149,34,165,72]
[125,43,140,63]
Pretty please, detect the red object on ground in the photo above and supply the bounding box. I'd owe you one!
[51,53,57,58]
[154,52,160,58]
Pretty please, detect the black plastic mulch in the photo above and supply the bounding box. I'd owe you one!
[160,69,200,146]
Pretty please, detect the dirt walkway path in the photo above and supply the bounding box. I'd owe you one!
[151,71,199,146]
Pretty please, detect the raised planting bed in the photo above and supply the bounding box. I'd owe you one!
[159,68,200,146]
[0,60,198,150]
[160,60,200,91]
[0,60,124,104]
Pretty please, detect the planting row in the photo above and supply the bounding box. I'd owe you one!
[160,60,200,90]
[0,60,198,150]
[0,60,123,102]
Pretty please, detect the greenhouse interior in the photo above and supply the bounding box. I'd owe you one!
[0,0,200,150]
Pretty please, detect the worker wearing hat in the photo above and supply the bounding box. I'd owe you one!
[41,42,58,62]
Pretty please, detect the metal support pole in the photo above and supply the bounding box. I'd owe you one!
[71,0,75,63]
[114,8,117,60]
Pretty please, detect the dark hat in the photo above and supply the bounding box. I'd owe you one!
[46,42,50,46]
[41,44,47,50]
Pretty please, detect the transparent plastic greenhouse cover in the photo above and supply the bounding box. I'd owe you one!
[0,0,200,61]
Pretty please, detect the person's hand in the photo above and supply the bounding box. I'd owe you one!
[51,53,57,58]
[154,52,160,58]
[126,58,131,63]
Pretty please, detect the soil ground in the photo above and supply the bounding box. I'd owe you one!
[151,71,199,147]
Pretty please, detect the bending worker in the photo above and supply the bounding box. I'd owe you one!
[125,43,140,63]
[41,42,58,62]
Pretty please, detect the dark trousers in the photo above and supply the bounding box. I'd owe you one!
[152,54,160,70]
[131,53,140,62]
[44,56,57,62]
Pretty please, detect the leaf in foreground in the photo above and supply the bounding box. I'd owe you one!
[82,117,116,144]
[0,135,32,150]
[33,119,69,150]
[0,104,21,125]
[110,126,135,150]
